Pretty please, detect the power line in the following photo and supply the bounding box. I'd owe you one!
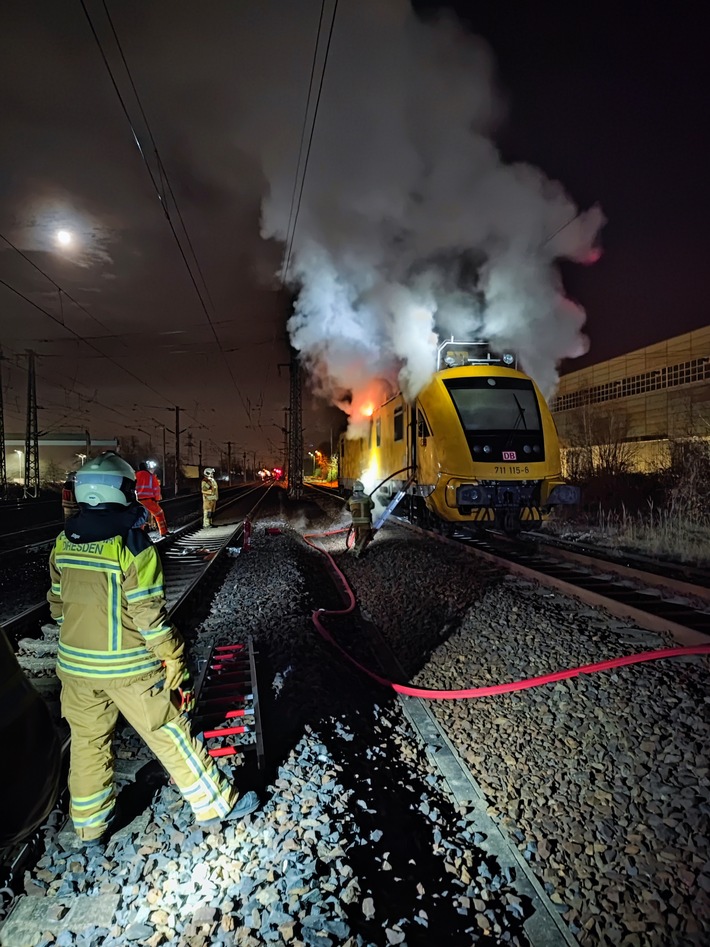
[79,0,252,424]
[279,0,328,284]
[100,0,216,316]
[0,279,209,437]
[261,2,333,424]
[282,0,339,280]
[0,231,117,338]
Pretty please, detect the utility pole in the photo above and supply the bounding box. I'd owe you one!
[24,350,40,499]
[279,353,303,498]
[162,427,167,484]
[226,441,232,487]
[186,431,194,464]
[198,440,203,469]
[174,406,181,497]
[0,348,7,498]
[243,450,247,481]
[283,407,290,479]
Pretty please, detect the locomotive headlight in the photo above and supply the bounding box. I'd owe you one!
[502,353,515,365]
[483,445,492,454]
[523,444,532,454]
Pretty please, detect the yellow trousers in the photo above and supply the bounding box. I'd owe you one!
[202,499,216,527]
[60,674,235,840]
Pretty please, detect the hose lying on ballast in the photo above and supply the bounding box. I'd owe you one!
[303,529,710,700]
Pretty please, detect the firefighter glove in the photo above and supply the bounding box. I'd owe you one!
[178,669,195,713]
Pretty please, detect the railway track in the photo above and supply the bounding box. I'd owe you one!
[303,482,710,644]
[307,529,577,947]
[0,487,270,911]
[0,488,255,641]
[0,488,246,561]
[391,519,710,647]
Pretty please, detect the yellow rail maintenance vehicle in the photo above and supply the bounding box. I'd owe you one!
[339,338,578,535]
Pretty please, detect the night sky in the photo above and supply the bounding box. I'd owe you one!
[1,1,707,466]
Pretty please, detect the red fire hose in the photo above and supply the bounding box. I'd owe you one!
[303,529,710,700]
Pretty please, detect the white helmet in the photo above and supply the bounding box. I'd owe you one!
[75,452,136,507]
[204,467,215,477]
[353,480,365,494]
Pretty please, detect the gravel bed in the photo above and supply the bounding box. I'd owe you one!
[331,524,710,947]
[0,553,52,623]
[8,515,534,947]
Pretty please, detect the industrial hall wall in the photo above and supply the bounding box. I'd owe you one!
[550,326,710,473]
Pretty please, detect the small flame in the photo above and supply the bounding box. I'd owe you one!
[362,404,374,418]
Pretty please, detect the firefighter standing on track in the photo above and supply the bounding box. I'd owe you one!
[135,462,168,537]
[62,471,79,522]
[47,452,258,850]
[201,467,218,528]
[347,480,375,558]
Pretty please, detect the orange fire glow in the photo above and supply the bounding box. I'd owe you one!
[362,404,374,417]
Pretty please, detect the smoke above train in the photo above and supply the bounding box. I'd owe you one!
[256,0,605,432]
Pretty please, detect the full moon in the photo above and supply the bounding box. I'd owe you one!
[56,229,72,246]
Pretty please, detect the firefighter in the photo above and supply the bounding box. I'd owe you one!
[48,452,258,850]
[347,480,375,558]
[135,462,168,537]
[61,471,79,522]
[201,467,218,528]
[0,630,62,847]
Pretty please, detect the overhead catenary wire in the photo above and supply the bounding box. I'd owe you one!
[99,0,216,316]
[279,0,329,284]
[0,232,117,339]
[260,0,338,428]
[0,280,206,435]
[281,0,339,281]
[78,0,252,424]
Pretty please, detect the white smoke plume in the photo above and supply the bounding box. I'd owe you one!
[257,0,604,429]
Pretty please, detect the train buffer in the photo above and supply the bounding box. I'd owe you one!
[191,639,264,770]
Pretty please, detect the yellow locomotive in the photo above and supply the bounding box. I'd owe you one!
[339,339,578,534]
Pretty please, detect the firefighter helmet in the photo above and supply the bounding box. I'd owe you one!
[352,480,365,494]
[204,468,215,477]
[75,452,136,507]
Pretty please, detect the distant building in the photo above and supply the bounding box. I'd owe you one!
[2,433,119,484]
[550,327,710,473]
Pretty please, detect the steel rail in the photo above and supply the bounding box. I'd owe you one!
[0,486,272,909]
[0,487,265,641]
[393,519,710,647]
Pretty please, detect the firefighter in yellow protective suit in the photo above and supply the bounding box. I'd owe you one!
[201,467,218,528]
[48,452,258,850]
[0,630,62,847]
[347,481,375,558]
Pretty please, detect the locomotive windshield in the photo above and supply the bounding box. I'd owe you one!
[444,377,542,432]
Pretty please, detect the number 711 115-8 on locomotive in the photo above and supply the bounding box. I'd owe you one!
[339,339,579,536]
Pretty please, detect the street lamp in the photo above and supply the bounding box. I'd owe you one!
[76,453,87,466]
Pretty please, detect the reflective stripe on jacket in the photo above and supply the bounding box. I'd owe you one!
[348,494,374,526]
[201,477,218,502]
[48,533,184,683]
[136,470,161,501]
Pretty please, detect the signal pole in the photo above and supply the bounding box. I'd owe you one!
[24,350,40,499]
[279,354,303,498]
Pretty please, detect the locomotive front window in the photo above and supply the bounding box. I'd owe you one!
[444,378,542,432]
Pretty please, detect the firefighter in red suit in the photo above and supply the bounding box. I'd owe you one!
[135,462,168,537]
